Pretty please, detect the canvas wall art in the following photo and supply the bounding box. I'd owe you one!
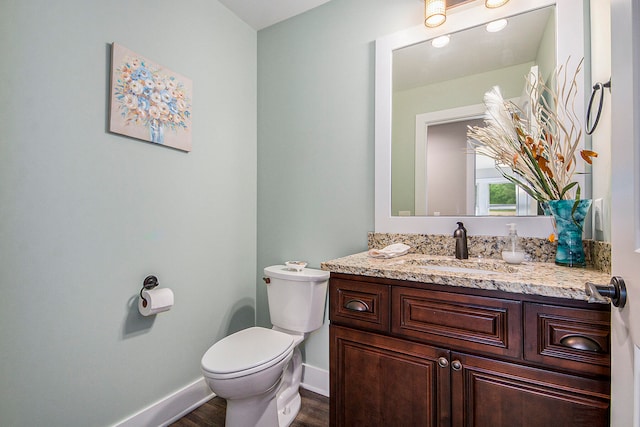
[109,43,193,152]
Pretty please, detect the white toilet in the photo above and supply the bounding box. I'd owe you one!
[201,265,329,427]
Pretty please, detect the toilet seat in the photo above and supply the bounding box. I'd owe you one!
[201,327,294,380]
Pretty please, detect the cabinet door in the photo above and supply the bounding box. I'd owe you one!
[450,352,610,427]
[330,325,450,427]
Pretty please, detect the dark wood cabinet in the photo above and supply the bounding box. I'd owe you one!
[450,352,610,427]
[331,325,449,427]
[329,273,611,427]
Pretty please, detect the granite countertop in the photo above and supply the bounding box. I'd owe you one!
[321,251,612,302]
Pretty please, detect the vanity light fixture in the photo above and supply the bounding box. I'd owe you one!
[431,35,451,48]
[425,0,446,28]
[485,0,509,8]
[486,18,508,32]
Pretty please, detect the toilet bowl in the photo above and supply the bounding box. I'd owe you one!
[202,327,296,427]
[201,265,329,427]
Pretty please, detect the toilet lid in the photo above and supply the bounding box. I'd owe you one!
[201,327,294,377]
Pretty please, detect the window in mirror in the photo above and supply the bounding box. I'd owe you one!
[489,183,516,214]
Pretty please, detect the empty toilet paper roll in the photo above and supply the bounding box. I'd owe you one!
[138,288,174,316]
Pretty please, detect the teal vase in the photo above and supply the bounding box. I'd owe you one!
[547,199,592,267]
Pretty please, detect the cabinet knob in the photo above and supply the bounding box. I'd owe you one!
[344,299,371,312]
[451,360,462,371]
[437,357,449,368]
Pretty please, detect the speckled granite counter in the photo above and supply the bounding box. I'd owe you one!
[321,251,611,302]
[368,232,611,274]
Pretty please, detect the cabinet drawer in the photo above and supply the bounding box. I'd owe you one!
[392,287,522,358]
[524,303,611,376]
[329,277,390,333]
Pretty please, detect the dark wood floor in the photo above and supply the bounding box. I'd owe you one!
[169,388,329,427]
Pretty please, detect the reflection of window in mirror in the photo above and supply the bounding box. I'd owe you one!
[474,153,539,216]
[475,178,538,216]
[475,151,539,216]
[489,183,516,215]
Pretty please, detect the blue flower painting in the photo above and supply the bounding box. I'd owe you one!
[109,43,193,152]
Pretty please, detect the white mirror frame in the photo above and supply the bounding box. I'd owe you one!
[375,0,586,238]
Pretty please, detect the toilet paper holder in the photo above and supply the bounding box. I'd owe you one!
[139,275,159,307]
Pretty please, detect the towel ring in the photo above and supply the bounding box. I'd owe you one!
[586,79,611,135]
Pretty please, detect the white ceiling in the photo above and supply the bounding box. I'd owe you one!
[218,0,332,30]
[393,6,554,91]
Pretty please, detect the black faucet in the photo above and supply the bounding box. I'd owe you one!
[453,222,469,259]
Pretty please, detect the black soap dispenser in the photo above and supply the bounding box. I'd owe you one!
[454,222,468,259]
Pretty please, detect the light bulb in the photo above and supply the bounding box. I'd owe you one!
[486,19,508,33]
[425,0,446,28]
[485,0,509,8]
[431,35,450,48]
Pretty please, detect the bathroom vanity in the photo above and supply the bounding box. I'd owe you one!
[323,252,612,427]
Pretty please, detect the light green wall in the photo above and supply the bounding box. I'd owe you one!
[257,0,422,370]
[391,62,535,215]
[536,7,557,84]
[0,1,256,425]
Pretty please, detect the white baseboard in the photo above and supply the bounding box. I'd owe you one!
[300,363,329,397]
[112,377,214,427]
[112,364,328,427]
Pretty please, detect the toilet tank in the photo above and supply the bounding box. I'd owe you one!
[263,265,330,333]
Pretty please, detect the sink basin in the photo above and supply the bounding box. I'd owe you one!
[406,257,518,275]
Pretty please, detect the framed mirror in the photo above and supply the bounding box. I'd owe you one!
[374,0,587,237]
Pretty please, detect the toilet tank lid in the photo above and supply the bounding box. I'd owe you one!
[264,265,330,282]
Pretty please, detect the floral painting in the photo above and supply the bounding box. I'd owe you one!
[109,43,192,152]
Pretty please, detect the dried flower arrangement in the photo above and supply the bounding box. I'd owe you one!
[467,58,597,205]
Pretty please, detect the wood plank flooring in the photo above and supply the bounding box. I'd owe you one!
[169,388,329,427]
